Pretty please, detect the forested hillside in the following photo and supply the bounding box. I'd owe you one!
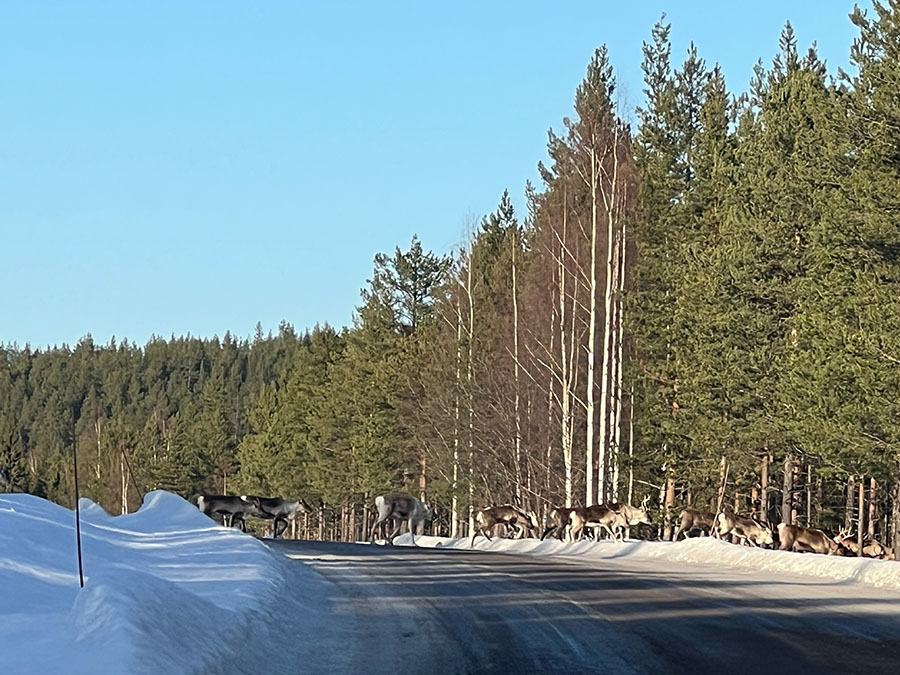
[3,4,900,549]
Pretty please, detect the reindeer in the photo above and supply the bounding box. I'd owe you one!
[673,508,717,540]
[715,512,774,547]
[777,523,841,555]
[541,507,576,541]
[370,494,433,546]
[568,498,651,542]
[833,529,893,559]
[609,498,653,540]
[196,495,263,531]
[471,505,539,547]
[242,495,313,539]
[567,505,615,542]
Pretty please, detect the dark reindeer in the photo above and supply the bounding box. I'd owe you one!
[242,495,313,539]
[196,495,263,531]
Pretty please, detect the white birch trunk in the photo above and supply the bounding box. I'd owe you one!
[585,147,598,507]
[597,127,621,504]
[512,227,523,504]
[451,287,463,538]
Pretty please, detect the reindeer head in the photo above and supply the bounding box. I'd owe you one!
[834,528,852,545]
[630,495,652,526]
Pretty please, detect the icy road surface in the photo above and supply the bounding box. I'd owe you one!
[269,539,900,675]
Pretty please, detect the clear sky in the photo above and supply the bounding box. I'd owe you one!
[1,1,862,349]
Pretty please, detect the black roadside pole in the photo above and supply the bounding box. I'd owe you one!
[72,418,84,588]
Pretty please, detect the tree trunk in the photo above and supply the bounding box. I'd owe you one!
[466,244,476,536]
[781,454,793,525]
[845,476,855,531]
[858,480,866,558]
[806,462,813,526]
[585,147,598,508]
[597,131,622,505]
[627,386,635,506]
[760,452,769,524]
[611,221,627,504]
[451,290,462,539]
[120,451,128,515]
[663,473,675,541]
[892,472,900,560]
[512,226,523,505]
[715,455,729,517]
[868,477,877,540]
[558,193,574,507]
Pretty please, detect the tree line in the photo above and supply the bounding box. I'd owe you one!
[3,4,900,550]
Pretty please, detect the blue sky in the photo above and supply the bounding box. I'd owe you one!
[1,1,861,349]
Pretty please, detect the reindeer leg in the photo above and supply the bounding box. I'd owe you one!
[370,515,387,543]
[274,518,288,539]
[408,517,418,546]
[386,519,402,545]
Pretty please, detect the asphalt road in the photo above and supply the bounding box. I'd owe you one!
[266,539,900,675]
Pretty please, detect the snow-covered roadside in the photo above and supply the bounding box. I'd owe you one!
[0,491,337,675]
[396,532,900,590]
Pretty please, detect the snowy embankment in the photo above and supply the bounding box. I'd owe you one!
[397,532,900,590]
[0,491,331,675]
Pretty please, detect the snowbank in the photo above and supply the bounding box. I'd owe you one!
[397,532,900,590]
[0,490,325,675]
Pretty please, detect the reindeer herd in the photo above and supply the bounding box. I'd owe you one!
[195,491,896,561]
[672,506,895,560]
[196,494,312,538]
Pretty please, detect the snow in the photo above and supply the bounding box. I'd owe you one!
[5,489,900,674]
[0,490,334,675]
[396,532,900,590]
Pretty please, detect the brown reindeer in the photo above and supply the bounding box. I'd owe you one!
[541,507,576,541]
[834,529,893,559]
[472,505,540,547]
[777,523,841,555]
[715,512,774,547]
[568,498,651,542]
[673,508,717,540]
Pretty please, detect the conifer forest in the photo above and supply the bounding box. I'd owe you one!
[4,5,900,550]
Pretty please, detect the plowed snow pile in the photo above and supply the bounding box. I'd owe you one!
[398,532,900,590]
[0,491,330,675]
